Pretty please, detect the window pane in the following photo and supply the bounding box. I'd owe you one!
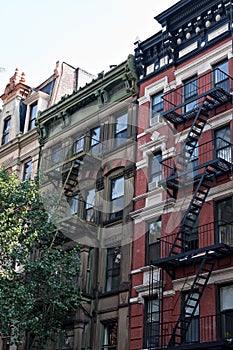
[145,298,159,348]
[106,248,121,291]
[90,126,100,147]
[220,285,233,311]
[111,176,124,200]
[28,103,38,130]
[116,113,127,134]
[23,160,32,180]
[74,136,84,154]
[150,153,162,183]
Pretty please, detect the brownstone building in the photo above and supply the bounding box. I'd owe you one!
[130,0,233,349]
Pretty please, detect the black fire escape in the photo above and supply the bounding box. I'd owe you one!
[151,68,233,349]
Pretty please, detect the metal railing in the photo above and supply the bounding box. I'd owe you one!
[162,68,232,113]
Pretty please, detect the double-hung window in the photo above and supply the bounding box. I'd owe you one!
[109,175,124,220]
[105,247,121,292]
[149,153,162,188]
[68,194,79,215]
[2,117,11,145]
[215,125,231,163]
[84,188,95,223]
[101,320,118,350]
[74,136,84,154]
[151,91,163,126]
[183,76,198,113]
[216,197,233,246]
[114,113,128,147]
[28,102,38,130]
[89,126,100,155]
[144,297,160,348]
[182,292,200,343]
[213,60,229,91]
[146,219,161,264]
[219,284,233,339]
[23,159,32,181]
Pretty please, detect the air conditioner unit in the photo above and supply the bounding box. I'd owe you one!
[148,180,159,191]
[150,113,162,126]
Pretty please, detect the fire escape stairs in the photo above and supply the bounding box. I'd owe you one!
[168,252,217,347]
[169,96,214,180]
[168,168,215,257]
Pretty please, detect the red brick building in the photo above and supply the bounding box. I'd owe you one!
[130,0,233,349]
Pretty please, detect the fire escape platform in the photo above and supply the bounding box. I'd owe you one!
[161,86,232,125]
[160,157,232,190]
[151,243,233,270]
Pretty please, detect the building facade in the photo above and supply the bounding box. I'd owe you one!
[0,62,95,350]
[37,55,138,349]
[131,0,233,349]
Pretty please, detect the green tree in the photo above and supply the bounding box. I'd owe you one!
[0,169,80,349]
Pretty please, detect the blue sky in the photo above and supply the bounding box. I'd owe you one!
[0,0,178,92]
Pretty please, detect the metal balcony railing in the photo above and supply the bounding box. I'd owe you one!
[155,312,233,349]
[156,221,233,262]
[161,137,232,183]
[161,68,232,123]
[41,136,101,174]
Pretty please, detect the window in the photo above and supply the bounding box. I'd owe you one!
[81,323,90,350]
[28,102,38,130]
[105,247,121,292]
[183,76,198,113]
[114,113,128,147]
[84,188,95,222]
[144,298,159,348]
[89,126,100,155]
[2,117,11,145]
[182,292,200,343]
[146,219,161,264]
[186,142,199,178]
[101,320,117,350]
[23,159,32,181]
[109,175,124,220]
[213,60,229,91]
[74,136,84,154]
[219,284,233,339]
[151,91,163,125]
[50,145,62,170]
[216,197,233,246]
[149,153,162,187]
[59,329,74,350]
[215,125,231,163]
[68,194,79,215]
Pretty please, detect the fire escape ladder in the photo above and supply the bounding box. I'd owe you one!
[171,97,212,178]
[62,161,80,196]
[168,168,215,256]
[168,252,217,347]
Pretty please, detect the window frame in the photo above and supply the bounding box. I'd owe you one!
[100,319,118,350]
[149,152,162,186]
[150,91,164,126]
[2,117,11,145]
[183,75,198,113]
[105,247,121,292]
[83,188,96,223]
[218,284,233,339]
[109,174,124,221]
[144,297,160,349]
[146,218,161,265]
[213,59,229,91]
[181,291,200,344]
[215,196,233,246]
[114,112,128,147]
[28,102,38,130]
[22,159,32,181]
[214,124,231,163]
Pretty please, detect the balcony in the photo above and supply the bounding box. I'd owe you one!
[152,221,233,270]
[156,313,233,349]
[161,138,232,190]
[161,68,232,125]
